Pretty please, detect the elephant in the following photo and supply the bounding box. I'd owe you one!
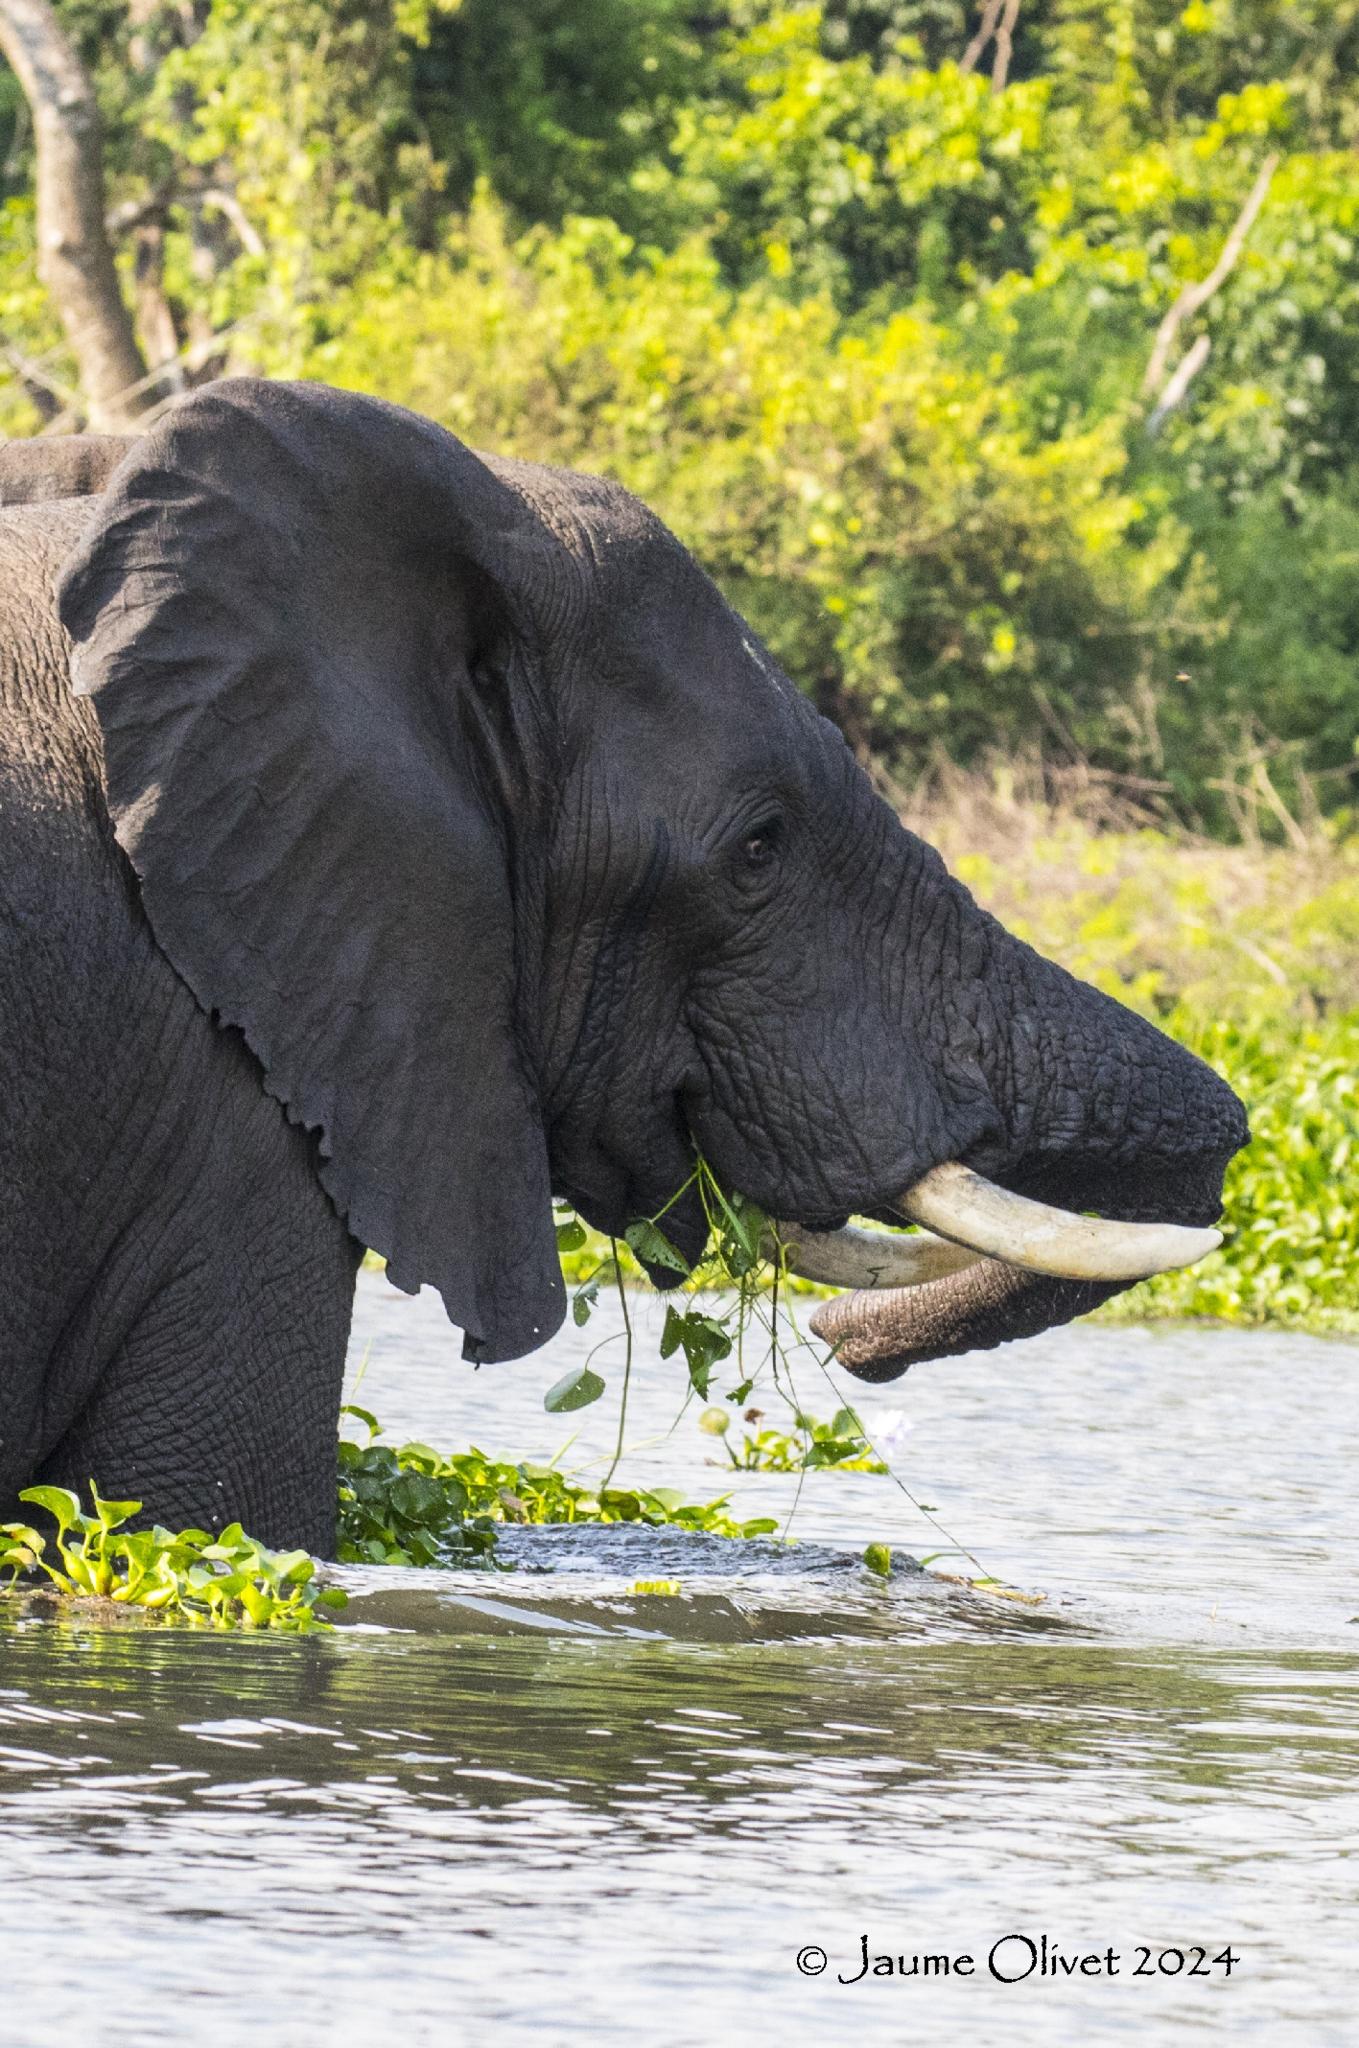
[0,432,135,505]
[0,377,1248,1553]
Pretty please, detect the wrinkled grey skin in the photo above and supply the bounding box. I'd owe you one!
[0,379,1248,1552]
[0,433,135,505]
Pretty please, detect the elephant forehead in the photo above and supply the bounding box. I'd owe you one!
[480,448,769,661]
[479,450,658,564]
[478,446,831,775]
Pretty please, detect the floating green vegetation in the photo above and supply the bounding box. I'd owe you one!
[699,1403,887,1474]
[336,1407,780,1569]
[336,1419,503,1569]
[0,1484,345,1631]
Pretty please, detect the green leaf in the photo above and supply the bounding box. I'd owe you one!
[89,1484,142,1532]
[571,1257,618,1325]
[543,1365,607,1413]
[708,1184,767,1276]
[62,1551,97,1593]
[863,1542,894,1578]
[340,1405,381,1444]
[624,1219,691,1275]
[272,1550,314,1583]
[0,1530,43,1574]
[18,1486,82,1536]
[237,1583,272,1626]
[659,1306,733,1397]
[555,1216,587,1253]
[389,1473,445,1521]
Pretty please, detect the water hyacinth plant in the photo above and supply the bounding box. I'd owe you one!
[337,1407,779,1568]
[0,1484,345,1631]
[700,1404,887,1474]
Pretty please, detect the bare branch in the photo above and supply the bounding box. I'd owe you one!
[133,222,185,390]
[1145,330,1211,435]
[199,187,266,259]
[1,338,73,421]
[991,0,1020,90]
[1141,153,1280,401]
[106,189,174,238]
[0,0,149,429]
[960,0,1004,75]
[32,317,249,436]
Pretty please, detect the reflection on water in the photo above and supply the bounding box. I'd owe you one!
[1,1274,1356,2046]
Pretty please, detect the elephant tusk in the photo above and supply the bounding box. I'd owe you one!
[765,1219,984,1290]
[891,1161,1222,1283]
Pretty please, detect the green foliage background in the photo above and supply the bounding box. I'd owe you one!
[3,1,1359,816]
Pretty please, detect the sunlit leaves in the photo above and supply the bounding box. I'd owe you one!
[718,1406,888,1473]
[0,2,1355,807]
[1089,1010,1359,1331]
[0,1485,343,1630]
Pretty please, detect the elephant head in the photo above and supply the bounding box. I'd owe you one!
[57,378,1247,1375]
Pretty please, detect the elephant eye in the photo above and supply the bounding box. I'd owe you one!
[739,816,783,871]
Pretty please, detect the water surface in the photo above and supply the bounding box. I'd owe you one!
[2,1272,1355,2045]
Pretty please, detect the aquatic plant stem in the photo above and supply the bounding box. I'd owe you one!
[601,1238,634,1494]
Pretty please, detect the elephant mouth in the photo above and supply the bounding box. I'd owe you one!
[773,1161,1224,1383]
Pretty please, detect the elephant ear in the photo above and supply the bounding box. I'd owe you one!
[57,377,566,1364]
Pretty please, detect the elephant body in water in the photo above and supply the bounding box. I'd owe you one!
[0,382,1247,1551]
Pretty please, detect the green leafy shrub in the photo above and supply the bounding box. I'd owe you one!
[0,1485,344,1631]
[336,1417,505,1567]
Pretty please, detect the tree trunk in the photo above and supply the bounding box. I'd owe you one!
[133,219,186,392]
[0,0,149,429]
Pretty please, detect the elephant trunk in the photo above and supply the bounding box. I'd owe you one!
[809,1258,1122,1381]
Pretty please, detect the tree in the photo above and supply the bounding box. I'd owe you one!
[0,0,147,427]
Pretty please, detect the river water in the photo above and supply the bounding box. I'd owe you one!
[1,1269,1355,2046]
